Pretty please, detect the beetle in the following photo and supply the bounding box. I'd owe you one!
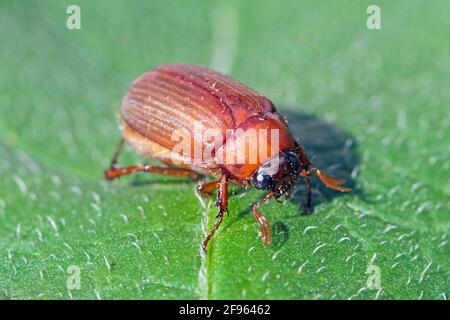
[104,63,350,252]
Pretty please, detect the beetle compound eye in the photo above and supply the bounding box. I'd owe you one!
[284,151,300,173]
[252,171,276,191]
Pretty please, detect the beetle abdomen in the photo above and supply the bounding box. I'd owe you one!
[122,122,222,176]
[121,64,275,158]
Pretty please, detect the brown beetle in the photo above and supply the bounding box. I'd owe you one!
[104,64,350,252]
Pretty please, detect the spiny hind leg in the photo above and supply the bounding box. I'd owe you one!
[104,164,200,180]
[104,138,200,181]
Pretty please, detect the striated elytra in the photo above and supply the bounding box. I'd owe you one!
[104,63,350,252]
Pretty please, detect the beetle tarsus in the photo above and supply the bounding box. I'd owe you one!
[202,174,228,253]
[252,192,273,246]
[202,210,225,253]
[303,175,312,213]
[110,138,125,170]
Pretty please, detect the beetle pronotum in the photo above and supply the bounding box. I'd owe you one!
[104,64,350,252]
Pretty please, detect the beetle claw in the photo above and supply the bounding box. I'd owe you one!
[216,208,228,218]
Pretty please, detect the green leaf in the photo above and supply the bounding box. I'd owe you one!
[0,0,448,299]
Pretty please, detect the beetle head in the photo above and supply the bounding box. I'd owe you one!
[251,151,301,199]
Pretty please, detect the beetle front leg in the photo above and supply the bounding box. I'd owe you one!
[202,174,228,253]
[252,192,273,246]
[303,175,312,214]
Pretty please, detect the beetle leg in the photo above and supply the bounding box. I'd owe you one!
[197,180,220,197]
[252,192,273,246]
[109,138,125,169]
[104,164,200,181]
[105,139,201,181]
[202,174,228,253]
[303,175,312,213]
